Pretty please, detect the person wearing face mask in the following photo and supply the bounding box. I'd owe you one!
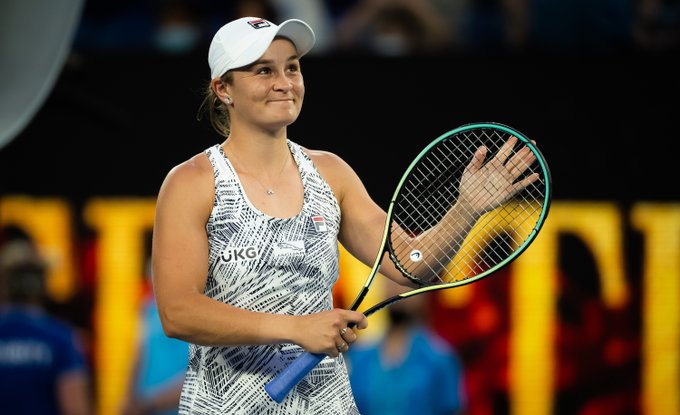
[334,0,452,56]
[0,233,92,415]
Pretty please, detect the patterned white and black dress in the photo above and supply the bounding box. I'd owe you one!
[178,140,359,414]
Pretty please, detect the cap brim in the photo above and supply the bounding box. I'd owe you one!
[229,19,316,72]
[277,19,316,58]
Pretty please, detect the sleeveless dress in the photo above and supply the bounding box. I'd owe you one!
[178,140,360,414]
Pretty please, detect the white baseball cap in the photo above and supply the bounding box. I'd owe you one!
[208,17,316,80]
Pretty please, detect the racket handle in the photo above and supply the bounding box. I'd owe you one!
[265,351,325,403]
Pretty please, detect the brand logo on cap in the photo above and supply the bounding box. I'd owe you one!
[248,19,271,29]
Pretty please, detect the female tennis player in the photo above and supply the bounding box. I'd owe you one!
[152,16,537,414]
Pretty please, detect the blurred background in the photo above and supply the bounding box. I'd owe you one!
[1,0,679,414]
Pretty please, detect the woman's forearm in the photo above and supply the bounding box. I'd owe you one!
[159,293,297,347]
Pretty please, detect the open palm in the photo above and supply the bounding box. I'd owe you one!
[459,136,540,213]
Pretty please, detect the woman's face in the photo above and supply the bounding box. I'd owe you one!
[227,38,305,133]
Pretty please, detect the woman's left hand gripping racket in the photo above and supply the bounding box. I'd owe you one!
[265,122,552,403]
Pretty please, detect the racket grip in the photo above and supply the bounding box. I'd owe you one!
[265,351,326,403]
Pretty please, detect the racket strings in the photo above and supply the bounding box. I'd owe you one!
[454,203,537,270]
[389,129,547,285]
[440,188,544,282]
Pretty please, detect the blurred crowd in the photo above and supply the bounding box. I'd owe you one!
[74,0,680,57]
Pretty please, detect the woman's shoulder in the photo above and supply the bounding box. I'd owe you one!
[167,150,213,182]
[297,145,364,202]
[298,145,350,172]
[157,150,214,199]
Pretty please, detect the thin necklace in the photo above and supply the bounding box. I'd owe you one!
[226,146,290,196]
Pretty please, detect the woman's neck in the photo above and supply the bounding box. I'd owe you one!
[223,128,291,174]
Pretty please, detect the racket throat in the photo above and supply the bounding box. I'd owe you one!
[348,287,369,311]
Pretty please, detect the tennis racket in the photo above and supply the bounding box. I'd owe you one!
[265,122,552,403]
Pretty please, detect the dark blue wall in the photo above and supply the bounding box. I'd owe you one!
[1,51,678,205]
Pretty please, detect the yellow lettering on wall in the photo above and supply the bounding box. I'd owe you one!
[510,202,627,415]
[0,196,75,301]
[84,199,156,415]
[4,194,677,415]
[632,204,680,415]
[509,204,558,415]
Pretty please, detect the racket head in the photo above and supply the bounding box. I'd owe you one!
[386,122,551,289]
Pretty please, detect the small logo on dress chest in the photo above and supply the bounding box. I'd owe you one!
[273,240,305,258]
[311,215,328,232]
